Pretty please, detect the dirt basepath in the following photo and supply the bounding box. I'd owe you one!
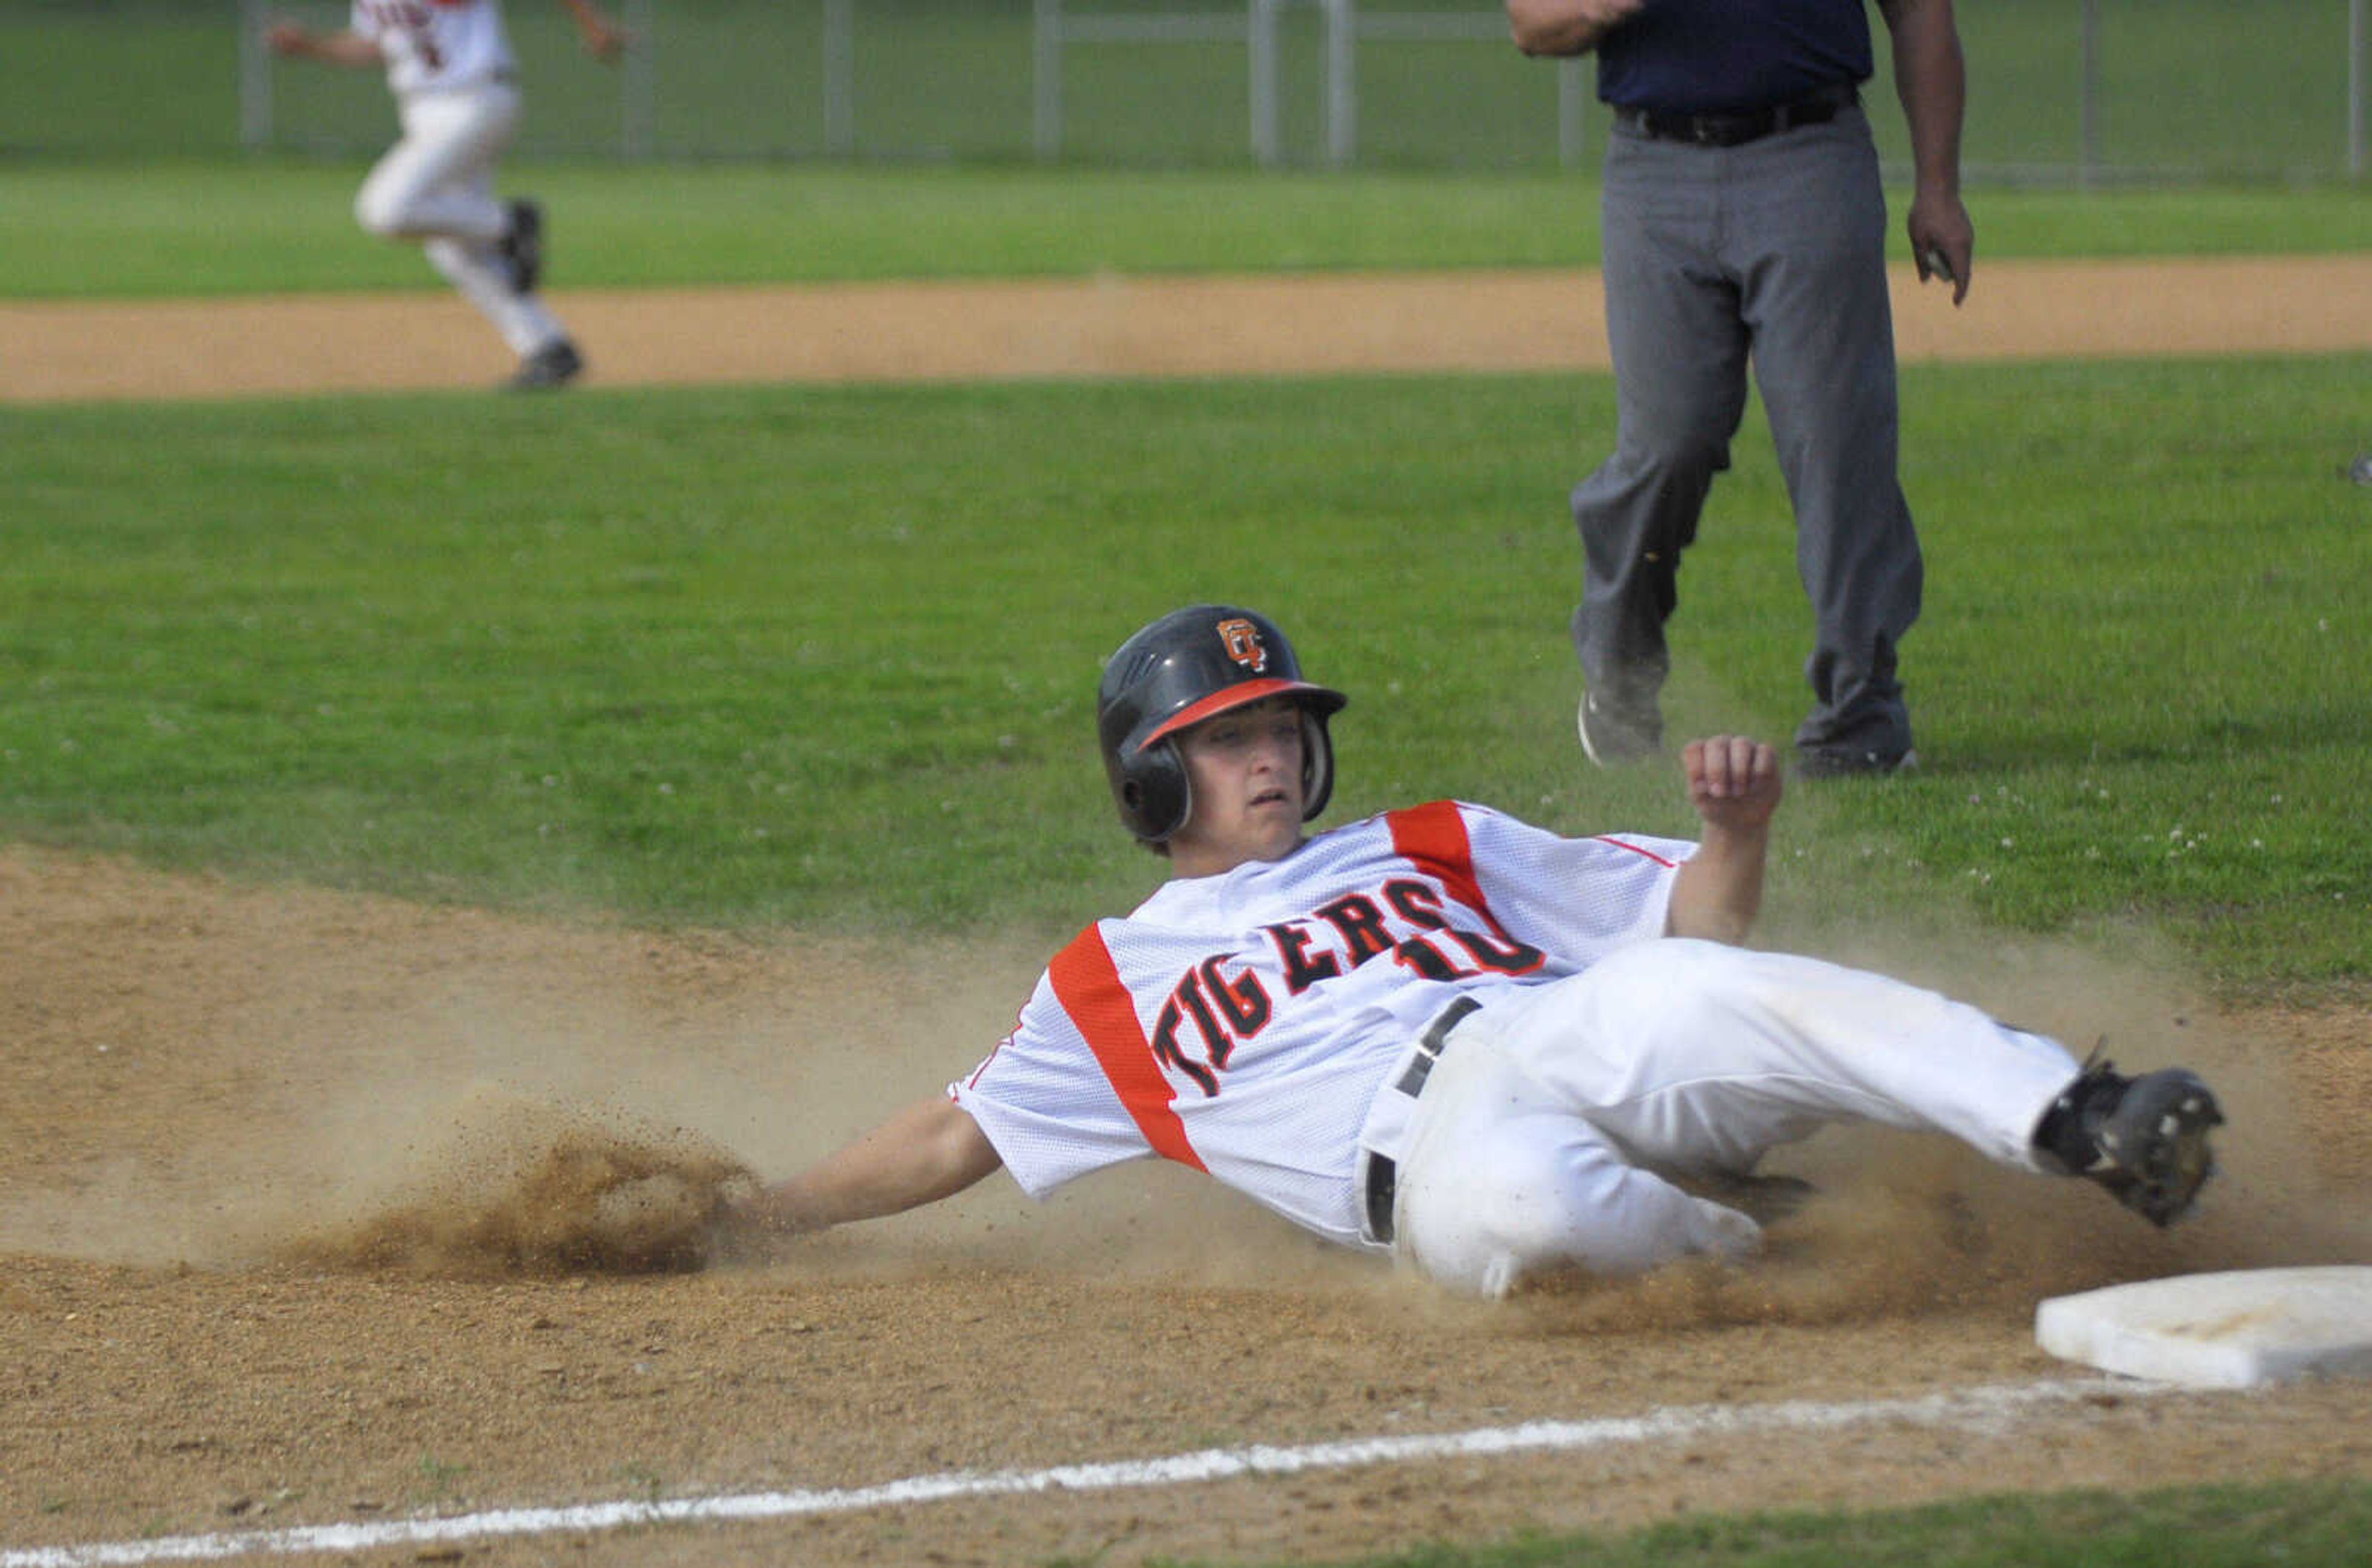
[4,840,2370,1568]
[4,254,2370,402]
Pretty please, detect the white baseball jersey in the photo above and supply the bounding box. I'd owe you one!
[951,801,1691,1249]
[353,0,515,96]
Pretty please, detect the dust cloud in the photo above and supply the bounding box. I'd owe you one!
[276,1089,758,1275]
[3,844,2363,1312]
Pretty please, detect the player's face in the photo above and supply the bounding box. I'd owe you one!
[1166,696,1307,878]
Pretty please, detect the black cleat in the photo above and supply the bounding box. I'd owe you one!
[508,338,583,391]
[500,198,544,296]
[1792,743,1916,780]
[2033,1054,2223,1227]
[1578,690,1662,767]
[1691,1172,1820,1227]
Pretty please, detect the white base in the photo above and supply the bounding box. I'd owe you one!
[2035,1267,2372,1388]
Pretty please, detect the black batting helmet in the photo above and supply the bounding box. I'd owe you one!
[1096,605,1348,845]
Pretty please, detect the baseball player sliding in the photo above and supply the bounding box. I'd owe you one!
[264,0,623,390]
[721,605,2224,1297]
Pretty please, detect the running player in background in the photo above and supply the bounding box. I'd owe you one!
[719,605,2223,1298]
[264,1,623,390]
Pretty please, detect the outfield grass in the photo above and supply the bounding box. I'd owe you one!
[4,355,2365,992]
[6,0,2363,179]
[1227,1478,2372,1568]
[1,161,2367,300]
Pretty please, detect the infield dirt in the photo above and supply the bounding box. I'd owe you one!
[6,266,2371,1566]
[4,255,2372,402]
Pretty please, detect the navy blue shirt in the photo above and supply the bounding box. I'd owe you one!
[1596,0,1875,114]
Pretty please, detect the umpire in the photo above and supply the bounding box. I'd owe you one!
[1509,1,1974,778]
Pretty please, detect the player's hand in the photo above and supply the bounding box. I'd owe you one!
[264,21,311,56]
[705,1198,792,1261]
[578,17,628,62]
[1683,736,1782,836]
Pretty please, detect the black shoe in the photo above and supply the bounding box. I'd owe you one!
[508,338,583,391]
[1690,1172,1820,1227]
[2032,1055,2223,1227]
[1578,690,1662,768]
[1792,742,1916,779]
[500,198,544,296]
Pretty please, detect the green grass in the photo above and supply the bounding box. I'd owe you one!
[6,0,2365,178]
[1188,1479,2372,1568]
[0,5,239,157]
[0,161,2367,300]
[4,354,2366,992]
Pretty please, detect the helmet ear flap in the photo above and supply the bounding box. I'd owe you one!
[1118,736,1192,844]
[1299,708,1336,823]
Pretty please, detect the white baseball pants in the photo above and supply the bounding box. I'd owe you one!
[1392,939,2084,1298]
[355,83,569,357]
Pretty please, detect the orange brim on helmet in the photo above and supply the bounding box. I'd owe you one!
[1138,677,1348,749]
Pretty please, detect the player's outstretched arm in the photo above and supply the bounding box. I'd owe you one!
[558,0,628,62]
[721,1093,1004,1244]
[263,21,379,69]
[1663,736,1781,946]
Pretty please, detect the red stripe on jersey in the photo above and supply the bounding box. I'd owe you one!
[1591,834,1678,868]
[1048,925,1208,1172]
[1386,800,1494,921]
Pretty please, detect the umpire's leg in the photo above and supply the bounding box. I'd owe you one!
[1731,106,1924,765]
[1569,128,1753,721]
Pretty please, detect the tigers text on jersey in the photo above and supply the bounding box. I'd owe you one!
[951,800,1692,1249]
[353,0,515,96]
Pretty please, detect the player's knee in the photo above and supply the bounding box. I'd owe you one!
[1504,1154,1750,1280]
[1413,1129,1717,1290]
[352,185,411,240]
[1418,1136,1752,1296]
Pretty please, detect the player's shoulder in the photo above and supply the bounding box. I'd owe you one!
[1329,797,1499,832]
[1428,799,1691,860]
[1087,874,1207,934]
[1395,797,1542,837]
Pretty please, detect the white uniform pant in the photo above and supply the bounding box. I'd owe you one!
[1392,939,2082,1298]
[356,83,568,358]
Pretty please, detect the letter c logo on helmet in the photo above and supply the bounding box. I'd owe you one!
[1216,618,1269,674]
[1096,605,1348,845]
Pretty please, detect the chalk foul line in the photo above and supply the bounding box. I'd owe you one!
[5,1377,2177,1567]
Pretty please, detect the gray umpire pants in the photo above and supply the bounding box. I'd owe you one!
[1571,102,1922,758]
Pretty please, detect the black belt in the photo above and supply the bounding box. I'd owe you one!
[1361,994,1482,1246]
[1614,83,1856,148]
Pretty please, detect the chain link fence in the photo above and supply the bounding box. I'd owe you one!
[2,0,2364,180]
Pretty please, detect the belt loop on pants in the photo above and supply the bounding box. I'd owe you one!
[1362,994,1483,1246]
